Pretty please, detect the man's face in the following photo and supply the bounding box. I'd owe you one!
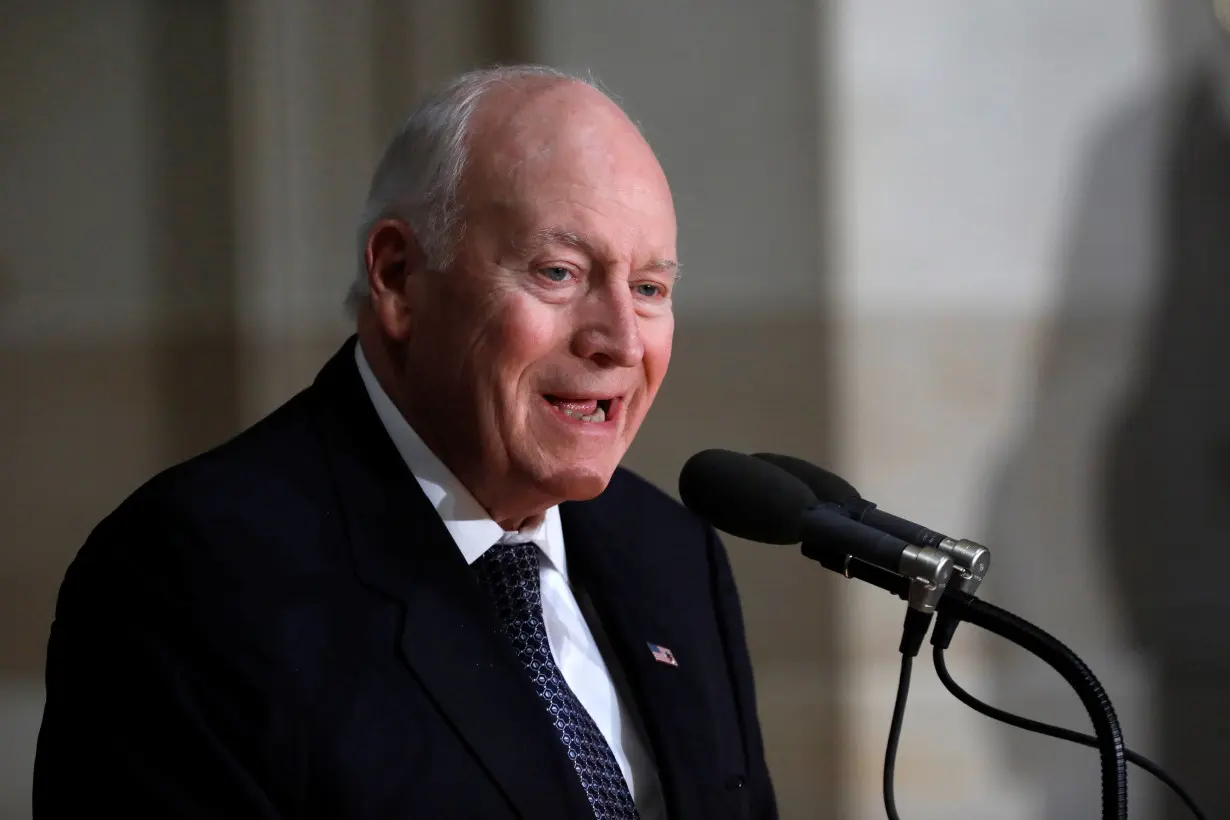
[400,82,677,518]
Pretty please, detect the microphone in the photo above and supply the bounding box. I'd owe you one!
[753,453,990,595]
[678,449,953,612]
[683,451,1140,819]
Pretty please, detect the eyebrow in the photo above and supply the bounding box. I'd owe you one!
[524,227,682,280]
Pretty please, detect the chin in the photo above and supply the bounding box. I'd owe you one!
[533,459,619,503]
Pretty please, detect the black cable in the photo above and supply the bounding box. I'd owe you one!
[936,593,1127,818]
[883,607,931,819]
[933,645,1207,820]
[884,653,912,820]
[804,551,1130,817]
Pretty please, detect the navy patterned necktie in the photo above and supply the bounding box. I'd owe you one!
[473,539,641,820]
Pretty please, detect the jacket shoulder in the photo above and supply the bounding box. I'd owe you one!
[592,466,713,541]
[122,387,327,526]
[67,387,339,611]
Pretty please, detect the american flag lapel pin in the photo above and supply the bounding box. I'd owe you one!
[647,642,678,667]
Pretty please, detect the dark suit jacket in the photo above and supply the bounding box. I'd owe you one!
[33,338,777,819]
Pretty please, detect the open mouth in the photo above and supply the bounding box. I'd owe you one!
[544,395,615,423]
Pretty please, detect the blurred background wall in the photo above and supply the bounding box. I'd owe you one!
[1,1,1227,818]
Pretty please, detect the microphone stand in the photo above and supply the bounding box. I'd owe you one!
[934,591,1127,819]
[802,542,1129,820]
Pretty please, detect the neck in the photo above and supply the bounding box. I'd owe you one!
[475,485,554,533]
[499,512,547,532]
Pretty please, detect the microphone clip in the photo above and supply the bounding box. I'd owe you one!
[814,540,954,614]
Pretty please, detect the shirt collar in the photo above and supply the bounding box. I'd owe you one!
[353,342,567,577]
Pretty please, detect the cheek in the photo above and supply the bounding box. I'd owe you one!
[640,320,674,396]
[488,298,568,398]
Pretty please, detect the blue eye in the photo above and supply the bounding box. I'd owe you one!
[635,283,664,298]
[539,266,572,282]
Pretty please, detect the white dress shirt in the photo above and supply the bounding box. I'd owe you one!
[354,344,665,818]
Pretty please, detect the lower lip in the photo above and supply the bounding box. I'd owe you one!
[541,396,623,429]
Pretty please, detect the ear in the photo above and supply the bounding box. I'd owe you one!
[364,219,426,340]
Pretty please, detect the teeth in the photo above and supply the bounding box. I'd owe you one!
[561,405,606,423]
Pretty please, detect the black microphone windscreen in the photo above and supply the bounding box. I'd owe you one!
[753,452,861,505]
[678,449,817,545]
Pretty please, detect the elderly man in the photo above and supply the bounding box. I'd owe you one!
[34,66,777,819]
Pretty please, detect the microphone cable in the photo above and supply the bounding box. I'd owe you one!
[931,644,1207,820]
[884,654,912,820]
[884,607,934,820]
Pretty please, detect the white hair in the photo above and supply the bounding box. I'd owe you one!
[345,64,603,316]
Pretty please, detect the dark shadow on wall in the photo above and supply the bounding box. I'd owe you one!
[479,0,536,65]
[368,0,536,144]
[148,0,241,463]
[1098,71,1230,820]
[980,22,1230,820]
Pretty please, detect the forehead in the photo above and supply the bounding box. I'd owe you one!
[463,82,677,252]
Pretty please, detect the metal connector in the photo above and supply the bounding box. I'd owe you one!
[936,537,990,595]
[898,545,954,613]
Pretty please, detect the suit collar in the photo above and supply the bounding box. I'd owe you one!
[307,338,595,820]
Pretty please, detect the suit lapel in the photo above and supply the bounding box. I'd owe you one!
[561,499,727,820]
[307,339,593,820]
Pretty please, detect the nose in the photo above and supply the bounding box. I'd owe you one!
[571,284,644,368]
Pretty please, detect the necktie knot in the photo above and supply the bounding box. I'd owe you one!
[474,540,541,611]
